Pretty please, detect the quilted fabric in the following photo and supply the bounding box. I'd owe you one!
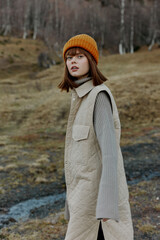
[64,80,134,240]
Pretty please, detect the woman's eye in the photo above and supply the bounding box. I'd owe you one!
[67,56,72,60]
[78,55,83,58]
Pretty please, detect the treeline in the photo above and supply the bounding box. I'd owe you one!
[0,0,159,54]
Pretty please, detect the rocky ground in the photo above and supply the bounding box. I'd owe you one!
[0,132,159,239]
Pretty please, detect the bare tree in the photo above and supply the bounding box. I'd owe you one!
[98,8,105,56]
[60,16,64,40]
[3,0,11,36]
[55,0,59,40]
[148,0,158,51]
[33,0,41,40]
[130,0,134,53]
[0,0,159,54]
[23,0,32,39]
[89,1,98,38]
[119,0,126,54]
[0,1,5,34]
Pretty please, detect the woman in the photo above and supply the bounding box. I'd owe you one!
[58,34,133,240]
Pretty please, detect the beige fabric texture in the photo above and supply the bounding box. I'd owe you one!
[64,80,134,240]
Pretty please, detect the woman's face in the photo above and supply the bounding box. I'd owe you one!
[66,50,90,79]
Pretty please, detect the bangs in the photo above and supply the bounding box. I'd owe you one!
[65,47,87,60]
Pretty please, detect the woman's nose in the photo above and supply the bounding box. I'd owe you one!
[71,56,77,63]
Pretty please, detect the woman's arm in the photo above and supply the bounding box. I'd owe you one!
[93,91,119,222]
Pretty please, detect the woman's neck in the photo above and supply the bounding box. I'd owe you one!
[74,76,92,86]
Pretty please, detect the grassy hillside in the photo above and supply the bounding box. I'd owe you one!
[0,35,159,196]
[0,37,160,239]
[0,37,160,139]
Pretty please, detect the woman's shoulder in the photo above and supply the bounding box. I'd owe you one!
[92,83,112,96]
[96,90,112,110]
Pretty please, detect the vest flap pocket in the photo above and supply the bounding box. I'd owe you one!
[72,125,90,141]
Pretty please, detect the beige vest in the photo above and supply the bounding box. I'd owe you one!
[64,80,133,240]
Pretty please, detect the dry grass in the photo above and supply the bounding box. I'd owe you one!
[137,224,157,234]
[129,179,159,239]
[0,37,160,239]
[1,38,159,146]
[0,36,47,64]
[99,49,160,145]
[0,211,67,240]
[0,37,159,146]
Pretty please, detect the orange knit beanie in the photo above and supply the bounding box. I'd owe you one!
[63,34,99,64]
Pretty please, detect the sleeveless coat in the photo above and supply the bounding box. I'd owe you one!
[64,80,134,240]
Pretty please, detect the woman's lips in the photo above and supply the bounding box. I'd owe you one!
[71,66,79,72]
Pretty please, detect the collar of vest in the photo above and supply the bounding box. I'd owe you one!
[74,80,95,98]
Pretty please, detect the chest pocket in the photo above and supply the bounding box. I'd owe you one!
[72,125,90,141]
[71,125,90,166]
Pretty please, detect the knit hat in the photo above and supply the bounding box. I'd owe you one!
[63,34,99,64]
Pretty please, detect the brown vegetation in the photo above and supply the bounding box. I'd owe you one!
[0,37,159,239]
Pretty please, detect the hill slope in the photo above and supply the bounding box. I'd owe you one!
[0,37,159,145]
[0,37,160,240]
